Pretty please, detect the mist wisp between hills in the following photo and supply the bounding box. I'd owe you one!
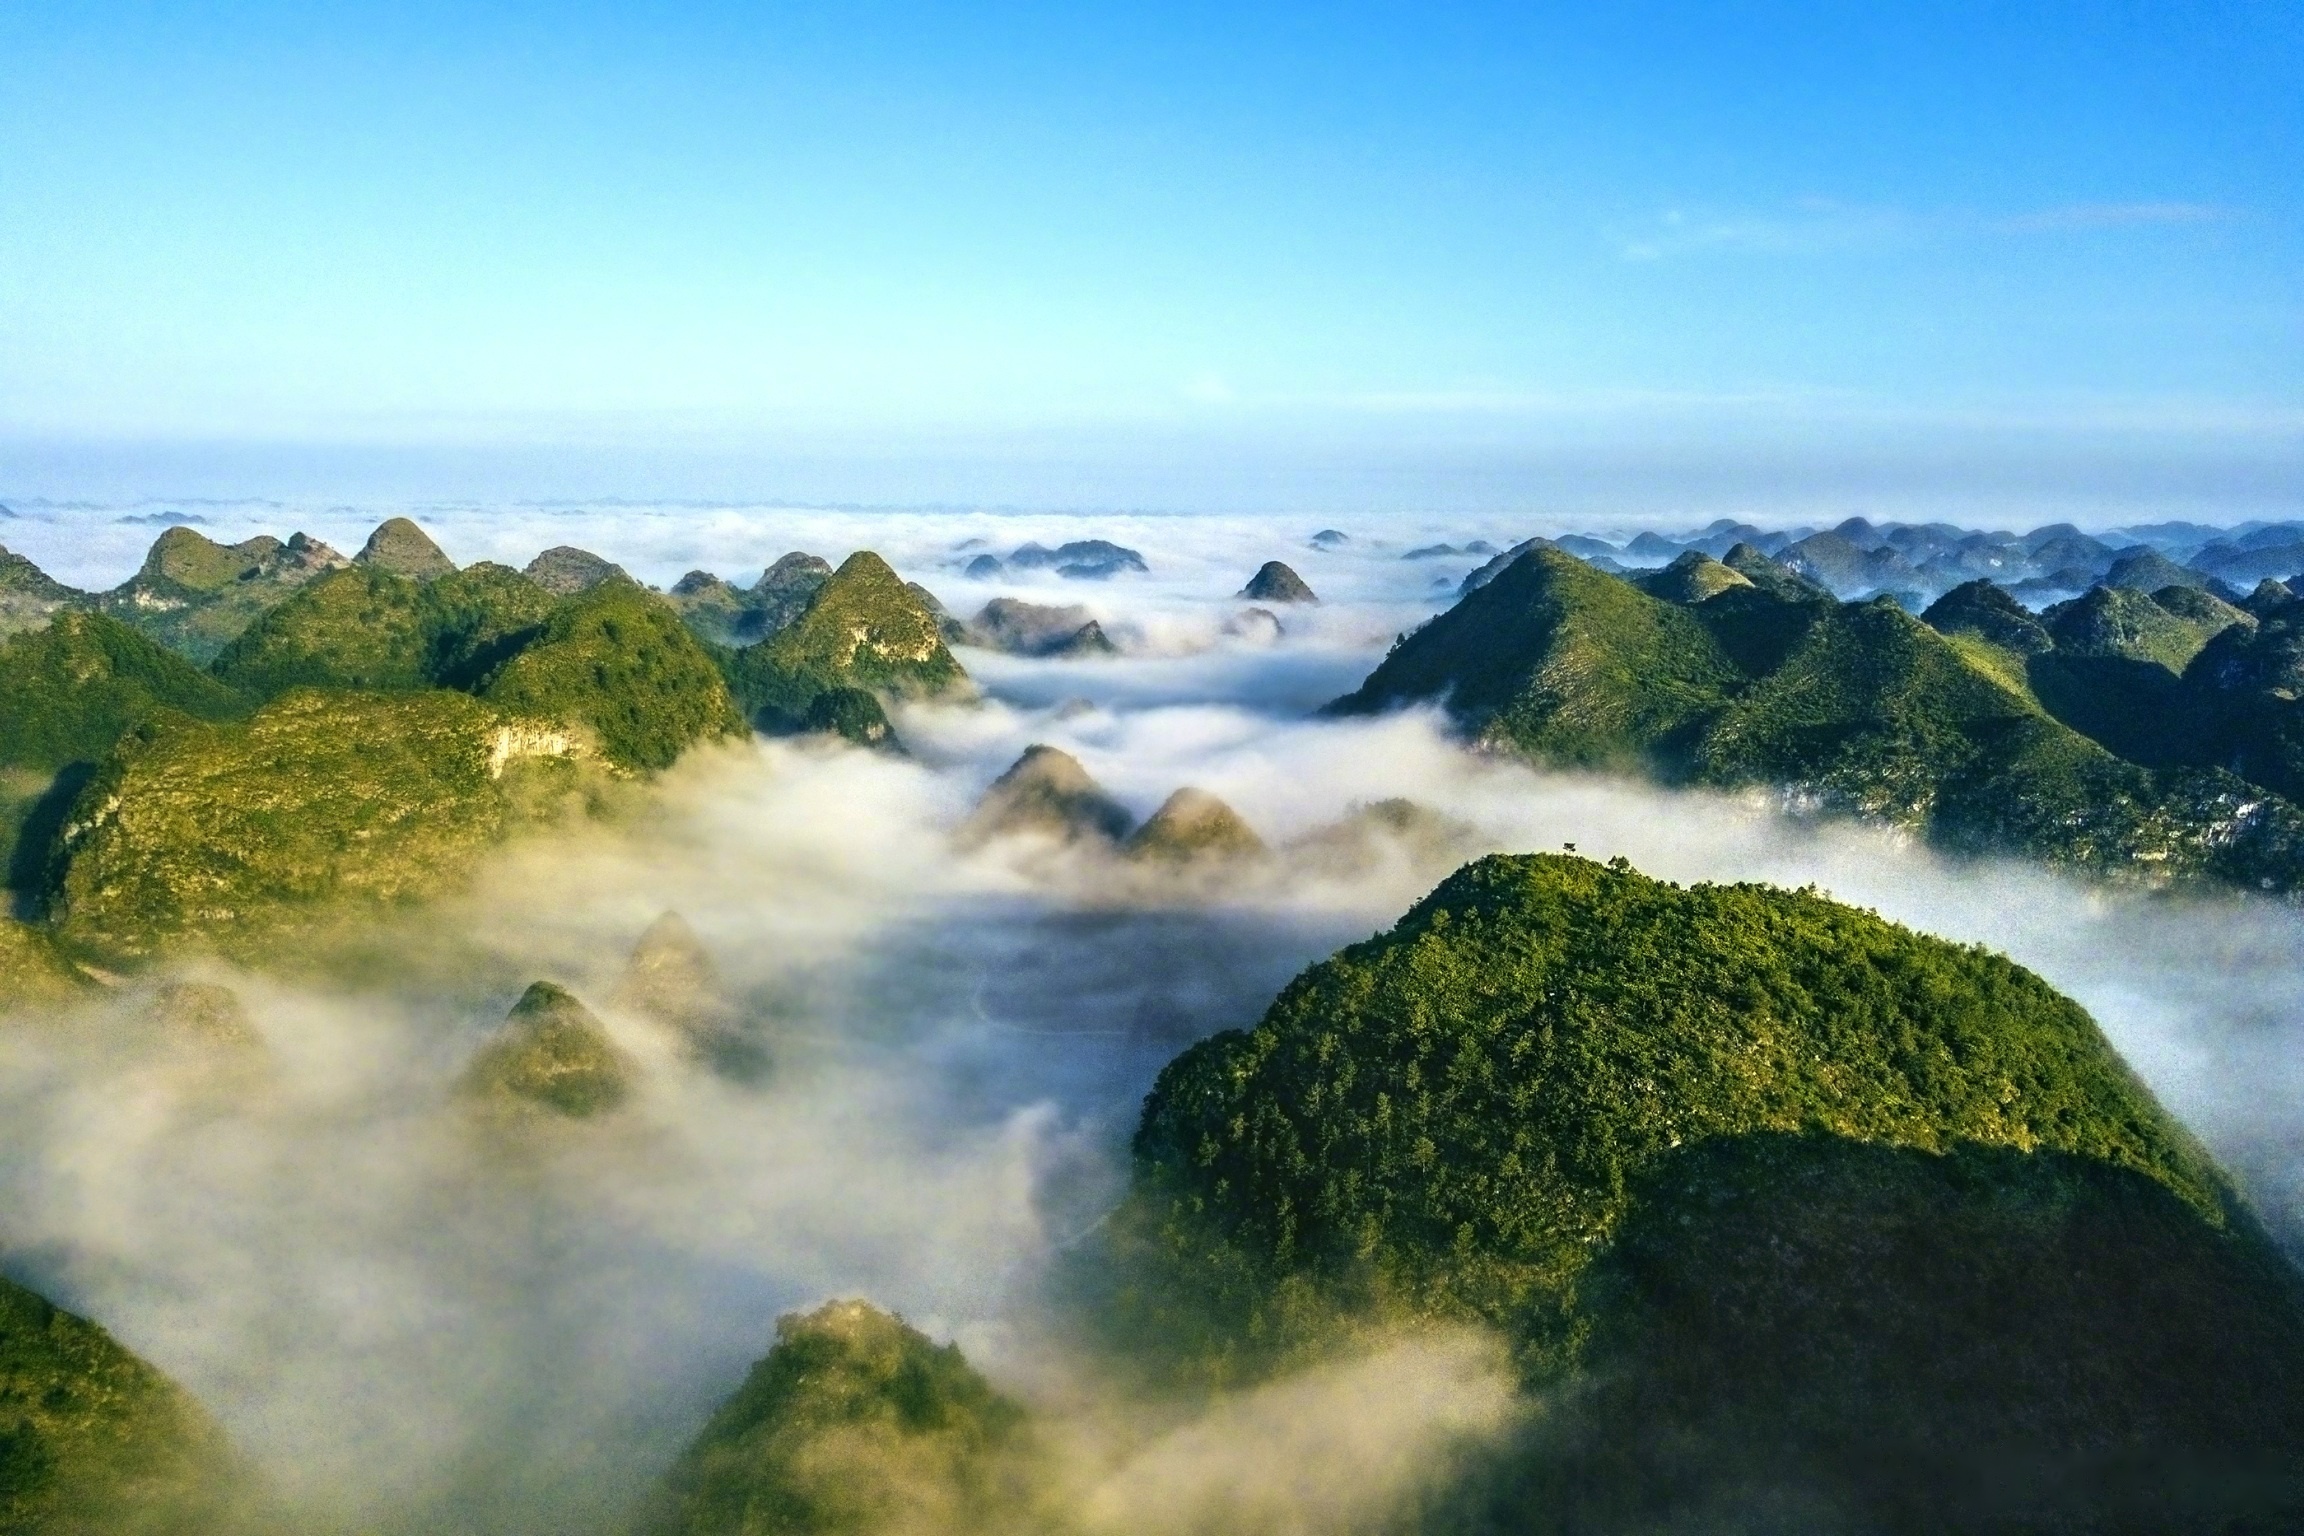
[5,507,2304,1530]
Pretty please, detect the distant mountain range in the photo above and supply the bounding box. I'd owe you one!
[1452,515,2304,607]
[1337,543,2304,895]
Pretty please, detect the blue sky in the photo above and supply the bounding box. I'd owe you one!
[1,1,2297,515]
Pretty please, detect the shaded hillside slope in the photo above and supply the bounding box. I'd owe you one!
[1098,852,2304,1527]
[0,1273,255,1534]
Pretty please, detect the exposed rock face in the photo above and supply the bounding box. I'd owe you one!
[1238,561,1316,603]
[353,517,456,580]
[522,546,630,596]
[463,981,633,1118]
[958,745,1135,848]
[643,1299,1037,1536]
[1123,787,1265,863]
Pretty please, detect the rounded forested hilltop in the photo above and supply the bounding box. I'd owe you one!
[1128,853,2226,1356]
[643,1300,1042,1536]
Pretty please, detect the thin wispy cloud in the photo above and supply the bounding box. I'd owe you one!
[1994,200,2232,232]
[1618,197,2238,261]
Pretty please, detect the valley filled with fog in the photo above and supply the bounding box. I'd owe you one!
[3,502,2304,1532]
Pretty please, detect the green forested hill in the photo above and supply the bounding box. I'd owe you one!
[210,563,553,699]
[1103,853,2304,1527]
[1126,854,2224,1347]
[0,614,249,775]
[44,690,593,959]
[0,1273,253,1534]
[94,528,347,662]
[481,577,746,771]
[1338,550,1739,771]
[642,1301,1040,1536]
[0,613,254,903]
[1332,548,2304,891]
[719,552,969,735]
[0,546,83,640]
[215,567,743,771]
[4,540,759,966]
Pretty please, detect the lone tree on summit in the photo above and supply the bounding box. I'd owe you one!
[1239,561,1316,603]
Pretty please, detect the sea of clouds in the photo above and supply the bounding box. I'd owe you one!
[0,503,2300,1532]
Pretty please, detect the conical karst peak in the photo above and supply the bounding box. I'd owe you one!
[1239,561,1317,603]
[960,744,1135,847]
[1125,786,1266,862]
[463,981,633,1118]
[355,517,456,580]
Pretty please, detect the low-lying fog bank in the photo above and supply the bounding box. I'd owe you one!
[3,506,2303,1532]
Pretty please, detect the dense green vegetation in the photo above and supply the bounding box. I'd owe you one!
[0,921,90,1013]
[1118,855,2227,1374]
[462,981,632,1117]
[479,577,746,771]
[1085,851,2304,1525]
[215,567,742,770]
[44,690,591,960]
[1333,547,2304,891]
[210,564,554,699]
[94,528,347,662]
[351,517,456,580]
[719,553,968,734]
[799,687,896,749]
[643,1301,1040,1536]
[0,614,250,776]
[1447,1135,2304,1532]
[0,1273,251,1534]
[0,547,81,640]
[1341,550,1741,772]
[0,527,917,963]
[0,613,253,903]
[668,553,833,648]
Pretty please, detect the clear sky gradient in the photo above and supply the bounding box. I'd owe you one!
[2,1,2297,518]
